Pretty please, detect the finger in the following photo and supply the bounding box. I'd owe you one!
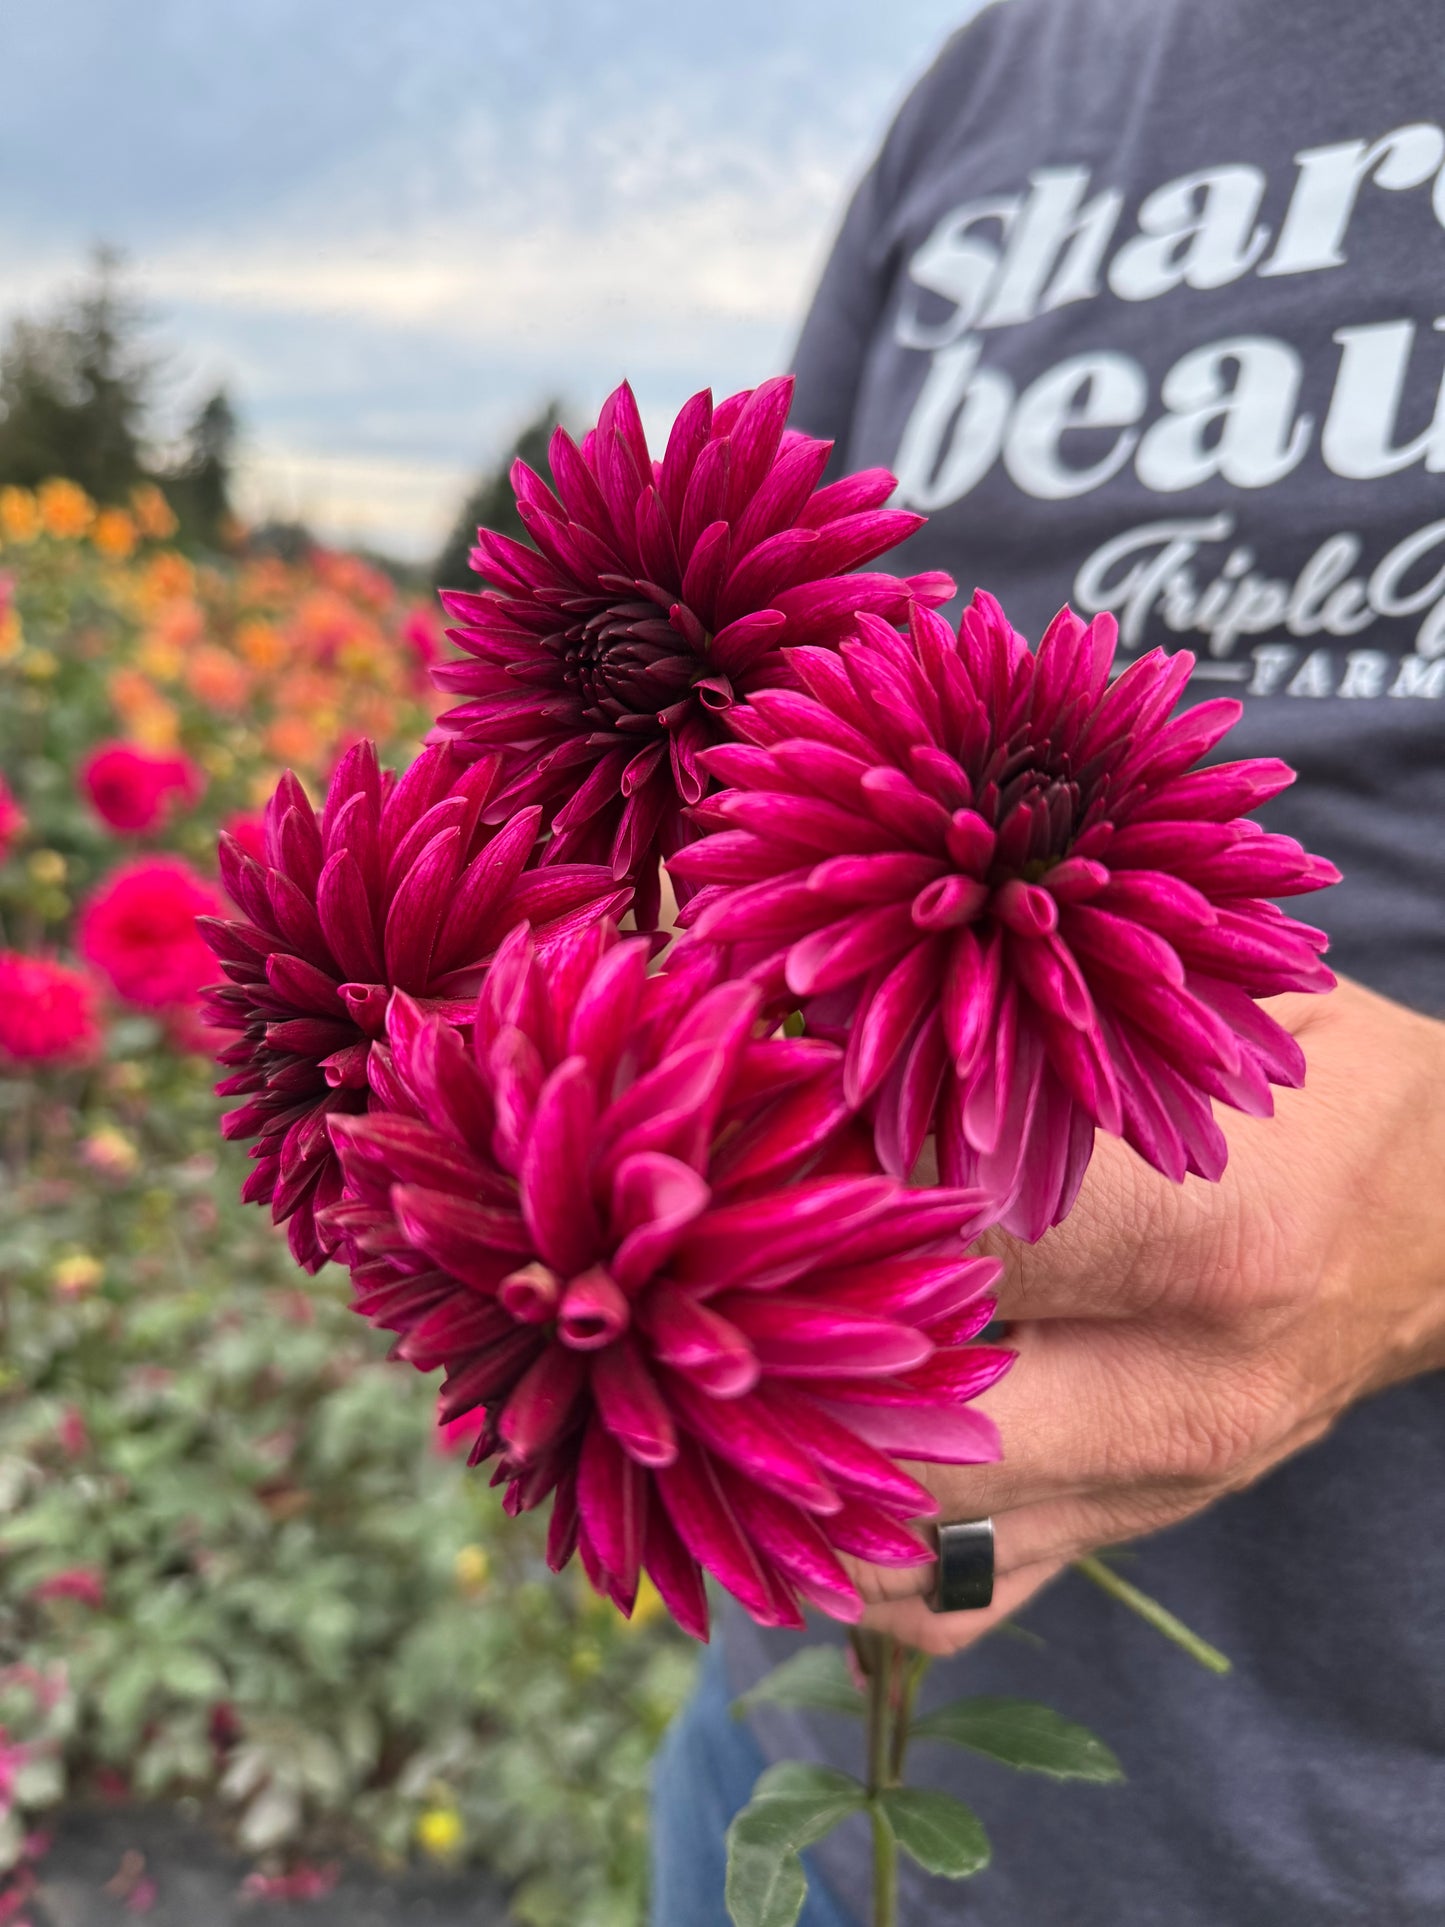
[859,1557,1065,1659]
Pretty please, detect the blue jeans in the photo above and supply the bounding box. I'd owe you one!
[650,1642,856,1927]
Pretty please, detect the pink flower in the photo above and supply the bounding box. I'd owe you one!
[324,924,1007,1638]
[240,1862,340,1902]
[0,953,101,1065]
[200,741,629,1271]
[80,743,204,834]
[220,811,267,864]
[676,595,1340,1239]
[31,1567,104,1609]
[78,858,224,1012]
[56,1406,89,1459]
[433,377,952,925]
[0,778,24,864]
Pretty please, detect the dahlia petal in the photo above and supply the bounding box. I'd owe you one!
[316,849,384,983]
[912,873,988,931]
[1130,756,1296,824]
[729,434,831,553]
[721,1474,863,1624]
[795,467,898,528]
[577,1418,647,1608]
[807,852,946,906]
[610,1153,711,1293]
[755,1387,939,1516]
[432,806,543,973]
[723,373,794,520]
[1187,973,1306,1088]
[655,1434,776,1622]
[384,825,462,993]
[786,902,917,999]
[642,1500,710,1641]
[820,1496,932,1568]
[392,1184,534,1279]
[398,1294,515,1374]
[679,441,731,567]
[437,1327,545,1423]
[844,939,945,1108]
[713,1293,932,1377]
[488,1024,547,1176]
[639,1283,759,1399]
[328,1112,490,1196]
[859,767,952,852]
[707,1075,853,1193]
[874,1008,949,1179]
[672,1177,895,1293]
[815,1395,1002,1466]
[517,1056,600,1275]
[265,953,345,1019]
[708,609,788,679]
[557,1265,630,1350]
[499,1344,589,1461]
[592,1334,679,1468]
[664,1378,840,1514]
[546,1464,581,1571]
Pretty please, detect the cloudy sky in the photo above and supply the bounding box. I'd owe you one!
[1,1,979,557]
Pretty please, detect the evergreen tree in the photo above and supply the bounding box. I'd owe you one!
[0,251,154,501]
[166,387,238,549]
[432,400,566,590]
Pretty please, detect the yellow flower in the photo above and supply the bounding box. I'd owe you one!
[415,1807,464,1860]
[0,487,39,545]
[92,507,138,561]
[453,1545,490,1596]
[37,479,95,540]
[623,1573,668,1632]
[20,648,57,681]
[136,636,184,683]
[27,849,66,885]
[199,744,235,778]
[81,1126,140,1179]
[129,483,177,541]
[52,1252,104,1297]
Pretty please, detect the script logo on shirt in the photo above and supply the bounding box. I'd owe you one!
[888,125,1445,696]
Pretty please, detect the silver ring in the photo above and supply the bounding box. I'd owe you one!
[928,1518,995,1614]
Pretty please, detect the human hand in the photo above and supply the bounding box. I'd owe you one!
[851,976,1445,1656]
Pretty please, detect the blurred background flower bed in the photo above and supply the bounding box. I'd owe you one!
[0,488,695,1927]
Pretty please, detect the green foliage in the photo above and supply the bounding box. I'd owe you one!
[734,1645,862,1720]
[432,400,567,591]
[163,389,238,551]
[910,1696,1124,1781]
[725,1765,865,1927]
[0,502,695,1920]
[874,1787,990,1879]
[0,1055,694,1921]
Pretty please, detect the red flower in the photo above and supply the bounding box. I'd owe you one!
[220,811,267,864]
[325,925,1006,1637]
[433,376,952,925]
[0,778,24,864]
[80,742,205,834]
[78,858,224,1011]
[200,741,629,1271]
[31,1567,104,1609]
[676,595,1339,1237]
[0,952,101,1065]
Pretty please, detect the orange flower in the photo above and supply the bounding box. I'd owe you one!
[141,551,196,605]
[264,715,319,766]
[108,669,181,750]
[184,644,250,711]
[129,483,178,541]
[0,487,39,545]
[92,506,138,560]
[38,479,95,539]
[148,599,205,651]
[236,618,286,672]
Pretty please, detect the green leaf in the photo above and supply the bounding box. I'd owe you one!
[876,1787,990,1879]
[911,1696,1124,1782]
[725,1765,865,1927]
[733,1647,863,1721]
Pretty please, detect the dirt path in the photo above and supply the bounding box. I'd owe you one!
[29,1805,511,1926]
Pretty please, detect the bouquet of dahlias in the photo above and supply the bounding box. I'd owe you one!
[202,378,1336,1926]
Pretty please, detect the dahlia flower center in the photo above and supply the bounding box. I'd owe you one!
[562,597,724,736]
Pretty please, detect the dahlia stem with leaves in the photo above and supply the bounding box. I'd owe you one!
[204,374,1339,1926]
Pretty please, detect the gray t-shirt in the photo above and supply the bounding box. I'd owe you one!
[726,3,1445,1919]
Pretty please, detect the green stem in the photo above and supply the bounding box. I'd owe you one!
[862,1633,899,1927]
[1076,1554,1232,1674]
[888,1649,929,1785]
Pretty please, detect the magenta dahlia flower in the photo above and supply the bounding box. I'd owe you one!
[322,924,1006,1637]
[432,377,953,926]
[200,740,629,1272]
[675,594,1340,1240]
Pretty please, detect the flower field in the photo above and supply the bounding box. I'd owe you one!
[0,482,694,1926]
